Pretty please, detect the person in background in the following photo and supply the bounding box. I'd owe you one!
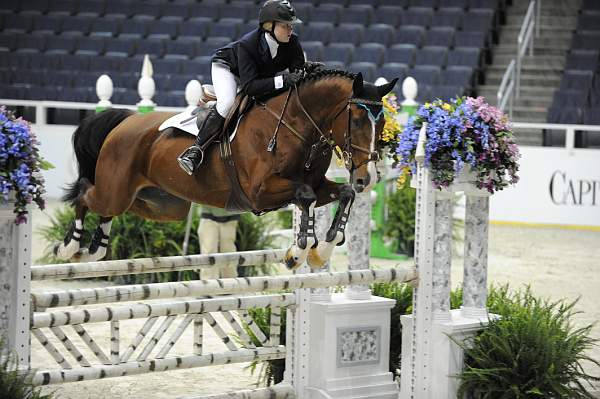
[198,205,241,279]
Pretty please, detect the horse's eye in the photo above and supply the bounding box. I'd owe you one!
[351,118,361,129]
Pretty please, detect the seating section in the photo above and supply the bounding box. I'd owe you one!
[0,0,503,117]
[545,5,600,146]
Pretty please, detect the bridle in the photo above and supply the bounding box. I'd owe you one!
[257,84,384,171]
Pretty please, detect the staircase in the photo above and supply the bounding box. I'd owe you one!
[477,0,581,146]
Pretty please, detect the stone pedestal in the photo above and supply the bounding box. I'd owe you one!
[305,293,398,399]
[0,201,32,368]
[345,191,372,300]
[400,309,493,399]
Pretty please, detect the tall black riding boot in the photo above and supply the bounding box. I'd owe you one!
[177,107,225,175]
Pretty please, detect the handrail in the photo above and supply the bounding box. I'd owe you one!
[516,0,537,97]
[497,59,516,118]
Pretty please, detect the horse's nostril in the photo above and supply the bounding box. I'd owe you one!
[356,178,364,186]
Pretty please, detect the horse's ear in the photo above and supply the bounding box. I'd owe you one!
[378,78,399,97]
[352,73,364,95]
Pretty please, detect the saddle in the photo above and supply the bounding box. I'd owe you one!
[198,85,255,213]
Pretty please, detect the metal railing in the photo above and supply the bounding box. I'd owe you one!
[516,0,537,97]
[512,122,600,153]
[497,59,516,118]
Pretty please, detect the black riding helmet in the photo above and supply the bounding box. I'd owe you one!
[258,0,302,25]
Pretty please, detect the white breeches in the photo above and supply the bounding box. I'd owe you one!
[212,62,239,118]
[198,218,239,279]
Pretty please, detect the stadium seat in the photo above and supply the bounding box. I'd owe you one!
[165,37,200,59]
[182,56,213,78]
[401,7,433,28]
[188,3,220,21]
[303,41,325,61]
[364,24,394,47]
[208,20,242,41]
[386,44,416,66]
[131,1,163,20]
[395,25,425,47]
[104,37,136,57]
[18,0,49,15]
[354,43,386,65]
[432,7,463,28]
[77,0,106,18]
[441,65,474,88]
[408,65,441,86]
[75,36,107,56]
[3,15,33,34]
[331,23,364,46]
[454,31,487,49]
[146,19,180,40]
[219,2,252,21]
[47,0,78,16]
[311,4,342,25]
[162,3,190,20]
[89,18,120,37]
[571,31,600,50]
[323,43,354,64]
[349,62,377,82]
[136,38,166,59]
[578,13,600,32]
[378,62,408,82]
[301,22,334,44]
[104,2,134,19]
[438,0,468,8]
[423,27,455,47]
[407,0,438,7]
[339,5,373,26]
[565,50,600,71]
[580,108,600,147]
[45,35,76,54]
[559,70,594,91]
[447,47,482,70]
[372,6,402,26]
[550,89,590,109]
[31,15,64,35]
[415,46,448,68]
[431,84,464,101]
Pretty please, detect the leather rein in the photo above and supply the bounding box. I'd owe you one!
[256,84,383,171]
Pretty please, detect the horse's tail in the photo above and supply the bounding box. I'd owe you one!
[62,108,134,205]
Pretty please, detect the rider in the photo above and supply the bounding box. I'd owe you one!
[178,0,308,175]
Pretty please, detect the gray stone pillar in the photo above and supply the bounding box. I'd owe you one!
[432,194,453,322]
[311,204,332,301]
[0,200,32,368]
[461,194,490,318]
[345,191,371,300]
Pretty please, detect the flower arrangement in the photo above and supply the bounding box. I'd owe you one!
[397,96,520,193]
[0,106,49,224]
[378,92,402,163]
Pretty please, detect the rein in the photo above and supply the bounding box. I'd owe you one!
[257,84,383,171]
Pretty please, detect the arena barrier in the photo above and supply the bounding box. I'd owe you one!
[1,124,495,399]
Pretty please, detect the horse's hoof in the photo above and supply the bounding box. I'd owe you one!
[307,248,326,270]
[52,242,60,257]
[284,248,300,270]
[70,249,88,262]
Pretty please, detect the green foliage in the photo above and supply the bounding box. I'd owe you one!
[37,205,276,281]
[383,185,416,255]
[0,337,54,399]
[458,286,600,398]
[242,307,288,387]
[275,209,293,230]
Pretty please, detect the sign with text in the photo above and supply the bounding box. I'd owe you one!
[490,146,600,227]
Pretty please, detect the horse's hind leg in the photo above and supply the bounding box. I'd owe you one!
[53,201,88,260]
[74,216,113,262]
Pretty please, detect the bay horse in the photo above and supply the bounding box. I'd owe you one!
[54,69,397,269]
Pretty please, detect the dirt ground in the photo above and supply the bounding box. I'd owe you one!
[28,202,600,398]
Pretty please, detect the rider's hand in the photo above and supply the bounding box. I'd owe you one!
[282,71,302,87]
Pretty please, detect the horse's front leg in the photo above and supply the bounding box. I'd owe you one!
[283,184,318,270]
[307,184,355,269]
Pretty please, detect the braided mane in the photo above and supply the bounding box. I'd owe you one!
[297,68,356,86]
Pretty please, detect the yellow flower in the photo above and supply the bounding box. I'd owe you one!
[442,103,452,112]
[424,102,432,109]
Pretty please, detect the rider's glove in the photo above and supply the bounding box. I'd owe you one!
[303,61,325,73]
[282,71,302,88]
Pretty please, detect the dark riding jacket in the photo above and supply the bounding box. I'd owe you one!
[212,28,305,97]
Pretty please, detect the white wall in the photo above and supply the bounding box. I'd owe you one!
[490,146,600,228]
[33,124,77,199]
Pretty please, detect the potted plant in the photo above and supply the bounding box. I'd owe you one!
[0,106,50,224]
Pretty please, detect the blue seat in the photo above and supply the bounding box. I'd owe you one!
[131,1,163,20]
[580,108,600,148]
[18,0,49,15]
[45,70,73,88]
[168,75,196,92]
[104,2,134,19]
[378,62,408,83]
[415,46,447,67]
[447,47,481,69]
[165,38,200,59]
[395,25,425,47]
[578,13,600,32]
[408,65,441,86]
[218,2,252,21]
[118,19,148,39]
[551,89,589,109]
[136,38,166,58]
[11,70,44,86]
[441,66,474,88]
[88,55,125,73]
[544,106,582,147]
[571,32,600,51]
[196,40,218,57]
[469,0,499,12]
[311,4,341,25]
[461,9,494,33]
[73,71,102,89]
[4,15,33,34]
[372,6,402,26]
[364,24,394,47]
[47,0,78,16]
[424,27,455,47]
[14,33,46,53]
[159,92,186,107]
[294,3,312,23]
[339,5,373,25]
[323,43,354,64]
[303,41,325,61]
[75,36,107,56]
[162,3,190,20]
[407,0,438,7]
[204,36,230,49]
[31,15,63,34]
[89,18,119,37]
[565,50,599,71]
[182,56,213,78]
[386,44,416,65]
[60,15,94,36]
[60,53,91,70]
[104,37,136,57]
[0,33,16,52]
[76,0,106,18]
[438,0,468,9]
[349,0,379,6]
[208,19,241,41]
[349,62,377,82]
[354,43,386,66]
[454,31,487,49]
[559,70,594,92]
[188,3,220,21]
[180,17,212,40]
[378,0,407,5]
[432,7,463,28]
[401,7,433,28]
[582,0,600,10]
[146,20,179,40]
[301,22,333,44]
[331,23,364,46]
[153,58,183,75]
[430,84,464,101]
[322,0,348,6]
[45,35,76,54]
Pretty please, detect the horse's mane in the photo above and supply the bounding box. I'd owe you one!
[297,68,356,87]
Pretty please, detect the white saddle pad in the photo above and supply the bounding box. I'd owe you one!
[158,107,244,142]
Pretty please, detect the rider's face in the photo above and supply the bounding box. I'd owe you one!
[273,22,293,43]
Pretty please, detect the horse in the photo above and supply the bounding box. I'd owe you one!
[54,69,398,270]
